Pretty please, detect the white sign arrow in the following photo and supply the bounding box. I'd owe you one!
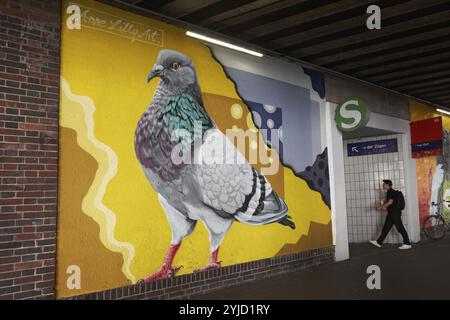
[352,146,358,153]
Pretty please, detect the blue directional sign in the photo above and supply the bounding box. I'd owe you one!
[347,138,398,157]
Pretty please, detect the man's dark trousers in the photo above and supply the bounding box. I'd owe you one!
[377,210,411,245]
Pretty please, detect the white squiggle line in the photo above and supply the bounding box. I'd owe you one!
[60,77,136,283]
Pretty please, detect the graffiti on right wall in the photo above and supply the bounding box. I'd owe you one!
[410,100,450,224]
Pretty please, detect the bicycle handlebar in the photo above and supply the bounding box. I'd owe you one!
[432,201,450,206]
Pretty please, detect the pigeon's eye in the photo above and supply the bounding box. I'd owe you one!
[171,62,180,70]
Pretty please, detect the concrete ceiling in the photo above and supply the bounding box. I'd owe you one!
[113,0,450,110]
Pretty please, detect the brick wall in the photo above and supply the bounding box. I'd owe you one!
[66,246,335,300]
[0,0,60,300]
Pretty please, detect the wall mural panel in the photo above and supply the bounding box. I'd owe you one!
[410,100,450,225]
[58,0,332,297]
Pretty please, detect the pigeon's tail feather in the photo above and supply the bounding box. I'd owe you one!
[234,191,292,227]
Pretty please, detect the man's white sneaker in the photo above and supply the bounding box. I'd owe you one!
[369,240,381,248]
[398,244,412,250]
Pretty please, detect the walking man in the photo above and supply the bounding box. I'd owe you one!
[370,180,412,250]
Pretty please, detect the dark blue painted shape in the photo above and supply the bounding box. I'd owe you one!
[347,138,398,157]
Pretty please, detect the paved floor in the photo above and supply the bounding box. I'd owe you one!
[192,237,450,299]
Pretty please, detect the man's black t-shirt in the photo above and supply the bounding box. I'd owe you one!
[386,188,399,214]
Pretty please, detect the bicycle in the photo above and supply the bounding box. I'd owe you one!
[423,201,450,240]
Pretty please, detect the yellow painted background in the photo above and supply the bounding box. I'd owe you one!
[58,0,332,298]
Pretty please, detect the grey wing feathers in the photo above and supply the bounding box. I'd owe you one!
[194,129,291,227]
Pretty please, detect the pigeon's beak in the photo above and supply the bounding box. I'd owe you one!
[147,64,164,83]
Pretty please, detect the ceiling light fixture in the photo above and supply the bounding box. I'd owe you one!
[186,31,263,58]
[436,108,450,116]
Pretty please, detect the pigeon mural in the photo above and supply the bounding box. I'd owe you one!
[134,50,295,282]
[58,0,332,298]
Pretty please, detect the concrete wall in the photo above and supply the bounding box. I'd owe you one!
[326,74,410,120]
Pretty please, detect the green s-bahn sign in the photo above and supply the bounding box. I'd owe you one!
[335,97,371,132]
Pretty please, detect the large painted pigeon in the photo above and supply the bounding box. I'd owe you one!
[134,49,295,283]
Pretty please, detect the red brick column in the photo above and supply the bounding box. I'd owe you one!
[0,0,60,300]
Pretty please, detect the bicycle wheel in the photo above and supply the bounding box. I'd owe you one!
[423,215,447,240]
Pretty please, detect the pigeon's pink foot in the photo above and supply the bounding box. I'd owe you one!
[142,265,183,282]
[194,261,221,273]
[194,247,221,272]
[139,243,182,284]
